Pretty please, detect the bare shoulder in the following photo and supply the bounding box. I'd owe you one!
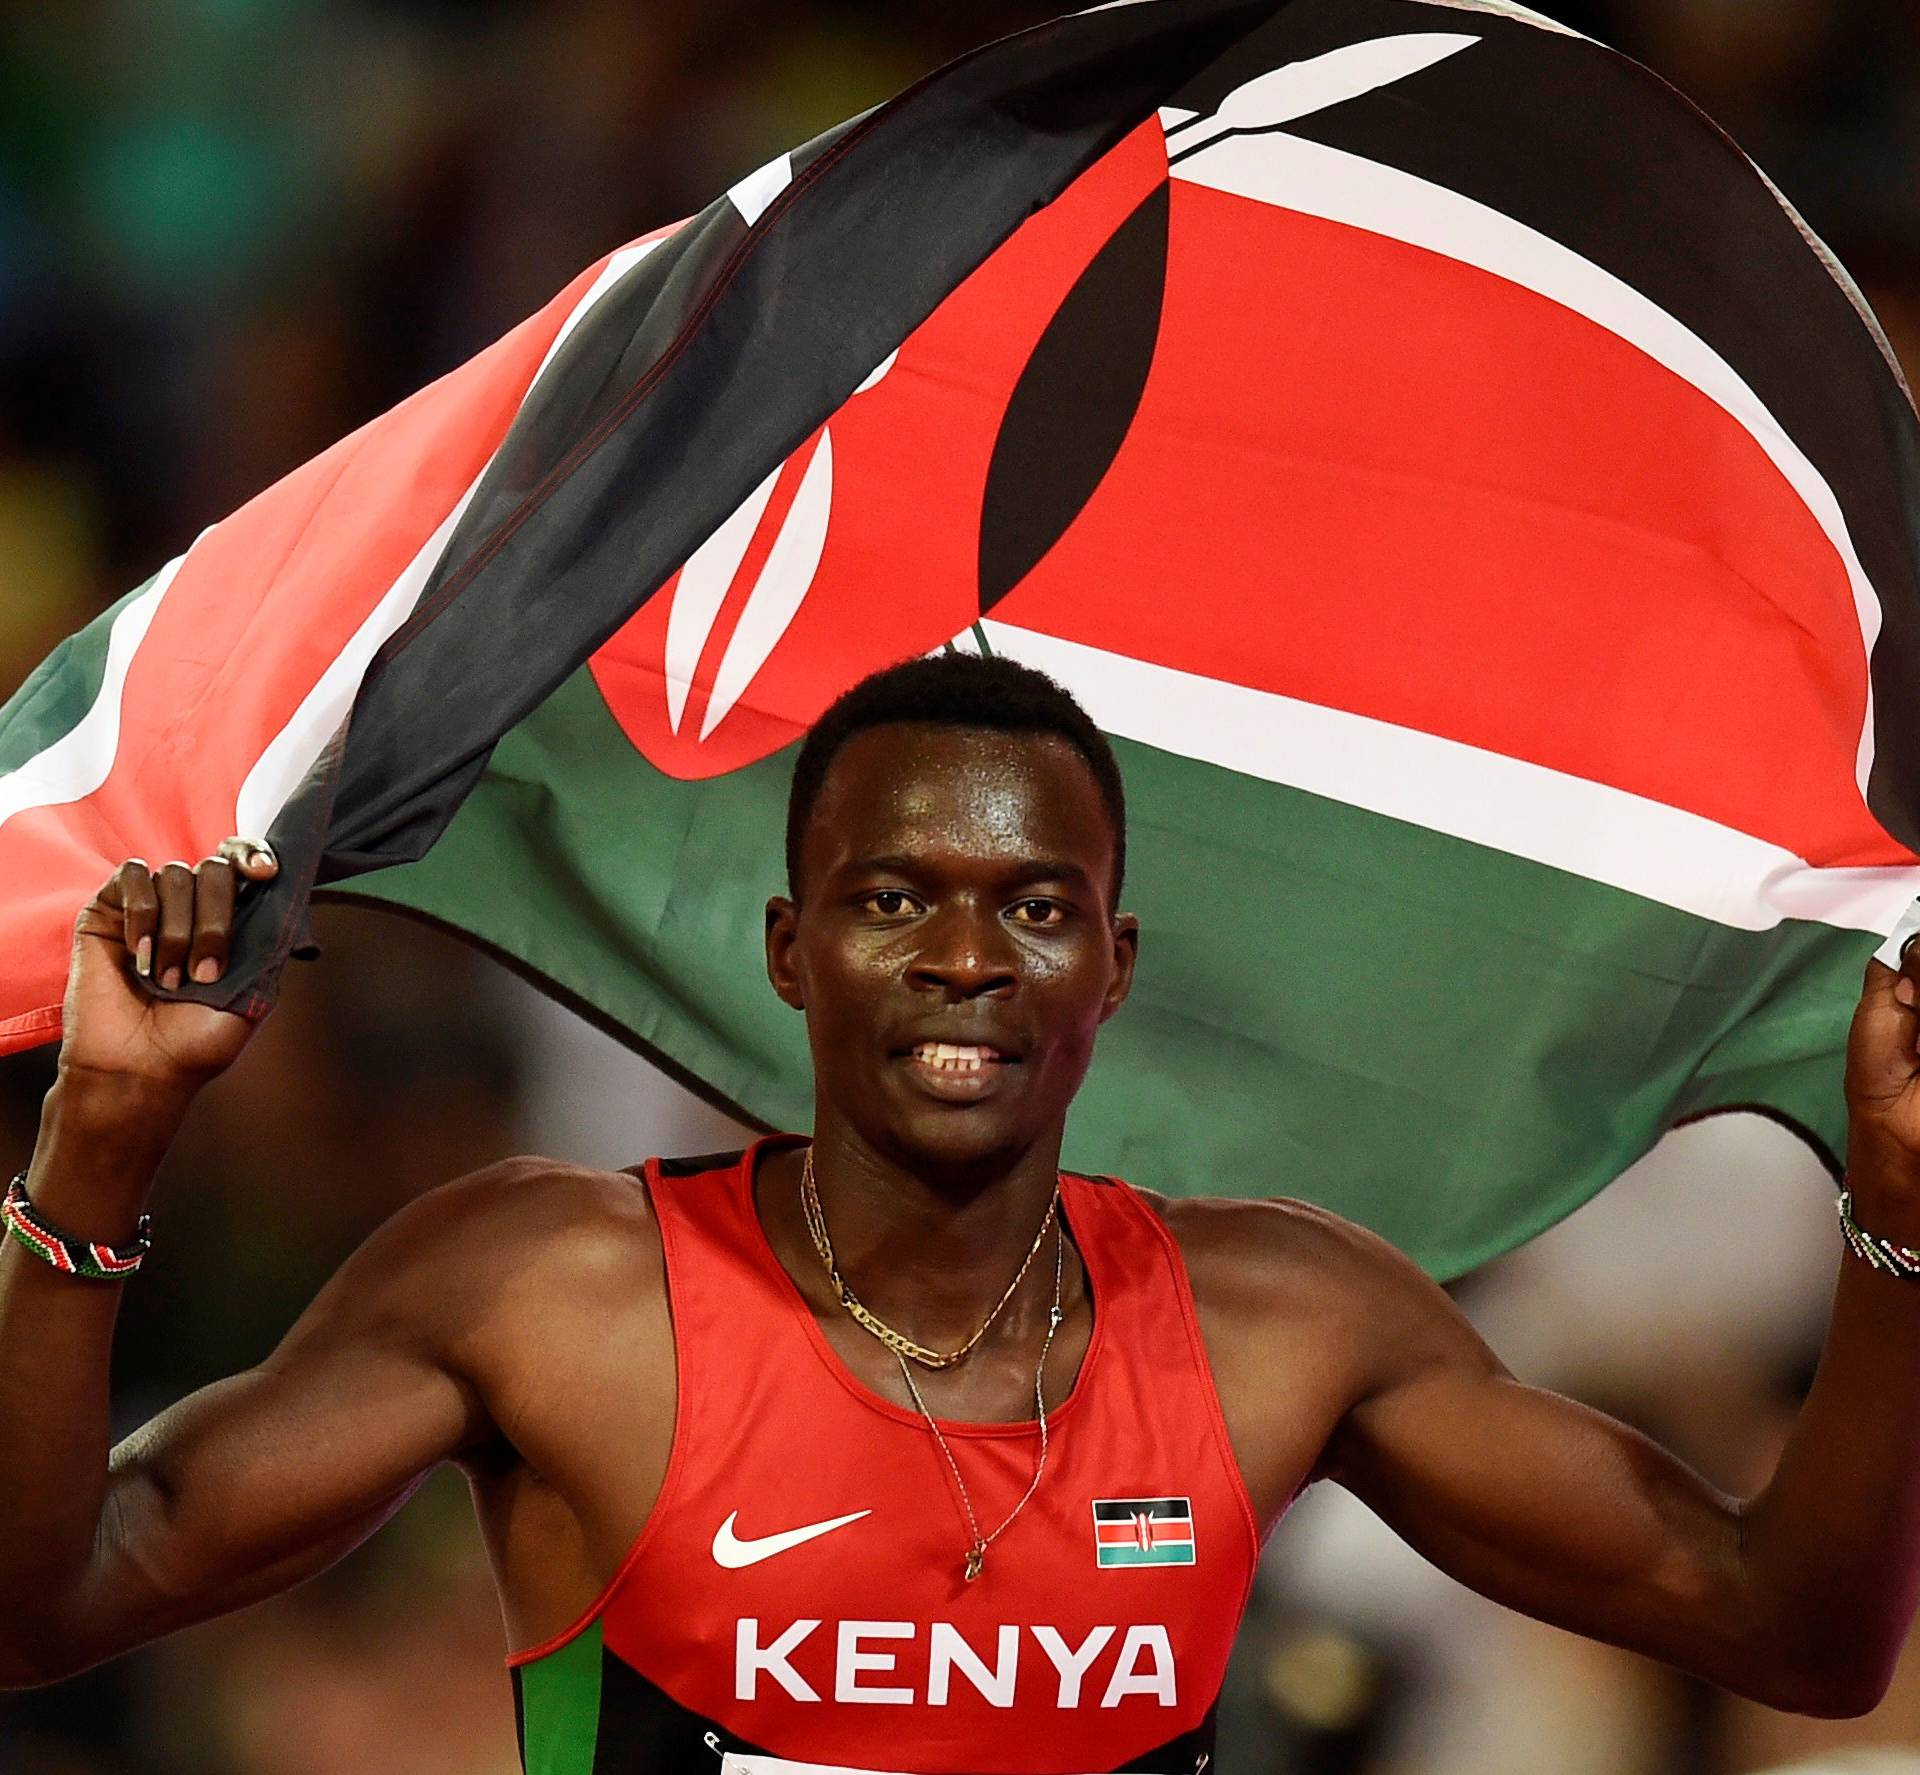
[1135,1187,1431,1326]
[280,1155,666,1373]
[1107,1190,1450,1515]
[1133,1186,1479,1386]
[412,1154,662,1277]
[1118,1189,1493,1512]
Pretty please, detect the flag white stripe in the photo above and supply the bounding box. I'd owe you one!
[1171,128,1887,796]
[0,546,198,834]
[235,236,673,836]
[971,619,1920,939]
[1418,0,1902,398]
[0,239,670,850]
[530,238,667,386]
[1874,903,1920,969]
[231,479,486,838]
[1406,0,1589,37]
[729,153,795,228]
[234,236,671,836]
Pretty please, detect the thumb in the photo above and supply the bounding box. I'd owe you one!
[1850,956,1920,1106]
[217,836,280,883]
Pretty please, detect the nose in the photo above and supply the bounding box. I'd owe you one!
[908,903,1017,1000]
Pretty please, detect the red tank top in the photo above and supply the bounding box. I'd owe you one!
[508,1137,1262,1775]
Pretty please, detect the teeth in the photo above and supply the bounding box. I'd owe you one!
[911,1042,999,1072]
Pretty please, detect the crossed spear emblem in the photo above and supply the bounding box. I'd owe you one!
[666,32,1479,744]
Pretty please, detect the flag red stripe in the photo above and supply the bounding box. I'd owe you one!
[0,232,680,1056]
[998,185,1910,871]
[1095,1521,1193,1542]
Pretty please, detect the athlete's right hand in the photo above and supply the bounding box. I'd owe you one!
[60,842,281,1092]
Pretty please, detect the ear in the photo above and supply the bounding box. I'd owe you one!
[765,895,806,1011]
[1099,913,1140,1024]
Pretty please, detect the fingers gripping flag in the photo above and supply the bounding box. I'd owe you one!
[5,0,1919,1275]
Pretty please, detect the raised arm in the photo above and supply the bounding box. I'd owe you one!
[1,855,519,1685]
[1310,955,1920,1717]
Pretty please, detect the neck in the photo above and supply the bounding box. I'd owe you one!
[778,1113,1068,1349]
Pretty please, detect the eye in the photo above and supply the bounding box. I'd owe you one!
[1007,899,1067,928]
[858,889,922,918]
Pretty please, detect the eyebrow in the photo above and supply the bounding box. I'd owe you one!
[846,854,1095,888]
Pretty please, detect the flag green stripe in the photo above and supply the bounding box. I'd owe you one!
[0,578,156,780]
[515,1620,604,1775]
[338,666,1865,1278]
[1097,1545,1197,1567]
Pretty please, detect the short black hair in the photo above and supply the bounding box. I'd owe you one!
[786,651,1127,902]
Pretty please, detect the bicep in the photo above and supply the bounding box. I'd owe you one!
[64,1186,501,1672]
[1323,1260,1748,1677]
[90,1340,477,1647]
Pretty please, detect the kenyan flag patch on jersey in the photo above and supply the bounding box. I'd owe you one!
[1092,1498,1195,1568]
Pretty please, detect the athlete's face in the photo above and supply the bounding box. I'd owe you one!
[766,723,1138,1180]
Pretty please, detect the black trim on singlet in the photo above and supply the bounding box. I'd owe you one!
[655,1149,750,1181]
[511,1640,1220,1773]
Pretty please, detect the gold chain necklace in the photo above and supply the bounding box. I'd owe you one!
[899,1221,1064,1582]
[799,1145,1059,1370]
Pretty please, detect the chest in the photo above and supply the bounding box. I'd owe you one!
[592,1293,1254,1771]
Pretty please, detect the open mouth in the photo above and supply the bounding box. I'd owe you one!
[906,1041,1017,1074]
[894,1042,1024,1101]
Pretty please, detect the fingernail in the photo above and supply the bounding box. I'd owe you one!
[1898,979,1915,1008]
[135,938,151,977]
[160,967,182,991]
[193,957,220,984]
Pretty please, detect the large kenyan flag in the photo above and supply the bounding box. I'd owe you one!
[4,0,1919,1276]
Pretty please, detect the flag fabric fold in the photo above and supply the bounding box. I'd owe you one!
[4,0,1919,1276]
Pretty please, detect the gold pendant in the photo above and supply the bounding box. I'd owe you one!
[964,1545,985,1582]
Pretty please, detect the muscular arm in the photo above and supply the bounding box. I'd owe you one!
[1341,959,1920,1716]
[1305,1198,1889,1713]
[0,1085,550,1687]
[1178,961,1920,1717]
[1313,1206,1919,1717]
[1185,1186,1918,1717]
[0,852,668,1688]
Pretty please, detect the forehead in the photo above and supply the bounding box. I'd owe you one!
[803,723,1113,880]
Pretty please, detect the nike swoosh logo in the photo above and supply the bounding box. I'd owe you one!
[711,1508,872,1569]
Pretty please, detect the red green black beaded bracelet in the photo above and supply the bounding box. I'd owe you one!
[1837,1189,1920,1281]
[2,1173,152,1280]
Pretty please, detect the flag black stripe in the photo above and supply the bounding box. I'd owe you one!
[1094,1497,1194,1521]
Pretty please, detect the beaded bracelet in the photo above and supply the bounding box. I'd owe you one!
[2,1172,152,1280]
[1836,1189,1920,1281]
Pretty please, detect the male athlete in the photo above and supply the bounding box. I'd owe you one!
[3,653,1920,1774]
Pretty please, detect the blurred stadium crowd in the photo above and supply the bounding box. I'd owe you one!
[3,1,1919,1771]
